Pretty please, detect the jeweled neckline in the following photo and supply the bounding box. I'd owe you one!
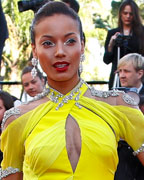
[49,78,86,110]
[25,79,86,110]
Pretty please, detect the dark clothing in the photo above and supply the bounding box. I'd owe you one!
[0,0,8,63]
[103,28,140,90]
[114,141,144,180]
[139,85,144,95]
[114,86,144,180]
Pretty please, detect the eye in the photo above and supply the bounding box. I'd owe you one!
[42,40,55,47]
[31,80,37,84]
[23,84,28,87]
[64,38,76,45]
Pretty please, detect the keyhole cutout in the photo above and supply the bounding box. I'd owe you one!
[65,115,81,172]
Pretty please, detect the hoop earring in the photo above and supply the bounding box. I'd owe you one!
[31,57,38,79]
[79,54,85,74]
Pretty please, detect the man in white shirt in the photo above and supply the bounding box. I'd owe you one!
[115,53,144,180]
[117,53,144,95]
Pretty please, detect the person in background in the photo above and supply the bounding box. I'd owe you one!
[0,90,14,166]
[103,0,144,90]
[0,2,144,180]
[21,66,45,101]
[114,53,144,180]
[117,53,144,95]
[0,91,14,132]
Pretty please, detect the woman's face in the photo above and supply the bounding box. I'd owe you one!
[0,99,6,123]
[121,5,133,26]
[32,14,84,86]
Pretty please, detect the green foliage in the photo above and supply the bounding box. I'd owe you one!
[2,0,33,80]
[2,0,144,84]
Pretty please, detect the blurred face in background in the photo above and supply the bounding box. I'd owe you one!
[0,99,6,123]
[121,5,133,26]
[118,62,143,88]
[22,72,45,97]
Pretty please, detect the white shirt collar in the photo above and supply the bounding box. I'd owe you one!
[137,83,143,93]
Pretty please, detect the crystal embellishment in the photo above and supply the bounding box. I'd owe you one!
[122,93,138,106]
[31,67,37,79]
[1,107,21,131]
[0,167,20,178]
[49,79,85,110]
[133,144,144,156]
[90,87,120,98]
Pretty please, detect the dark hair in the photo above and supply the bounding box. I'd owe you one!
[31,1,83,44]
[61,0,80,13]
[21,66,44,80]
[0,91,14,110]
[118,0,144,55]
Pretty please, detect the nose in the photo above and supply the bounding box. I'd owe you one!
[27,84,34,90]
[127,13,131,18]
[119,71,125,78]
[55,42,66,58]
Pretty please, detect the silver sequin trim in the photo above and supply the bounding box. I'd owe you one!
[90,87,138,106]
[133,144,144,156]
[1,107,20,131]
[90,87,120,98]
[0,167,20,179]
[122,94,138,106]
[49,79,85,110]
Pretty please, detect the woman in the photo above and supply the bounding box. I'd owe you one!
[0,1,144,180]
[21,66,45,100]
[0,91,14,166]
[103,0,144,90]
[0,91,14,133]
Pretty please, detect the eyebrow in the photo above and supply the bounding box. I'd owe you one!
[41,32,77,39]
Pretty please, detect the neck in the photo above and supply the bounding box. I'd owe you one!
[123,25,132,35]
[136,82,142,89]
[47,77,80,95]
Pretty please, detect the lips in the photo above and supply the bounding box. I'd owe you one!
[53,62,69,72]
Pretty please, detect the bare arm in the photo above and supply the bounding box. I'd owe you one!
[137,152,144,166]
[3,172,23,180]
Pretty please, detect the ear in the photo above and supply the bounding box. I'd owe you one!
[31,43,37,58]
[81,40,85,54]
[138,70,144,80]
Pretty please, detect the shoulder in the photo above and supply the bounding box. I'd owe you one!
[88,86,139,108]
[2,96,49,131]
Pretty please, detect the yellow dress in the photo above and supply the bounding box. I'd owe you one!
[1,81,144,180]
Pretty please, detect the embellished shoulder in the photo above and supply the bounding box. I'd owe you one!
[90,87,120,98]
[1,107,20,131]
[1,95,49,131]
[89,86,139,107]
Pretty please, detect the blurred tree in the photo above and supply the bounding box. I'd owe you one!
[1,0,33,80]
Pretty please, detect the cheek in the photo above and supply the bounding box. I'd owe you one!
[71,49,81,63]
[0,110,5,121]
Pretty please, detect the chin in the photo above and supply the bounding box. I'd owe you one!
[51,74,76,82]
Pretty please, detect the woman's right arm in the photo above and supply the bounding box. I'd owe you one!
[103,30,120,64]
[3,172,23,180]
